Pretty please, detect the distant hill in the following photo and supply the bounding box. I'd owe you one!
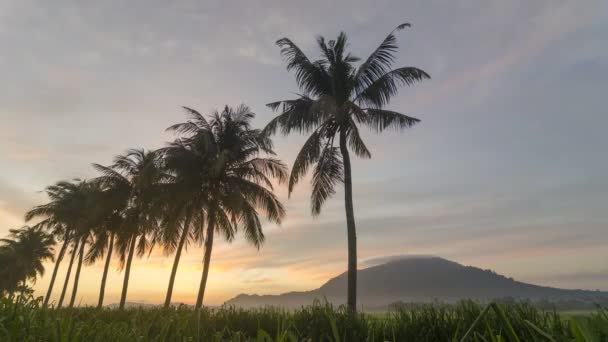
[225,257,608,309]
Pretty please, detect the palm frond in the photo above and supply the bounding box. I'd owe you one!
[362,108,421,132]
[231,178,285,224]
[237,201,264,249]
[356,67,430,108]
[354,23,411,93]
[264,97,317,136]
[311,147,343,215]
[276,38,331,97]
[213,209,236,242]
[289,128,323,195]
[346,121,371,158]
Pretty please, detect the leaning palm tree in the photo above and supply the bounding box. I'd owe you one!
[158,106,230,308]
[166,105,287,309]
[86,173,132,308]
[94,149,165,309]
[155,136,205,308]
[84,210,121,308]
[67,181,106,308]
[264,24,430,312]
[0,226,55,294]
[35,222,69,306]
[25,179,87,307]
[26,181,75,305]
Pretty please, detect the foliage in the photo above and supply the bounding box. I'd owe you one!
[265,23,429,215]
[164,105,287,308]
[0,227,55,293]
[1,296,607,341]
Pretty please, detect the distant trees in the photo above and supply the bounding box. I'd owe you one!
[0,226,55,295]
[25,179,103,308]
[265,23,429,311]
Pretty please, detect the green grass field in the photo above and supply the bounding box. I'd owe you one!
[1,296,607,341]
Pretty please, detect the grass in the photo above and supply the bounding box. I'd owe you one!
[1,295,607,341]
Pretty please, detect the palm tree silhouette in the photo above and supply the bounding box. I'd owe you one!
[83,177,127,308]
[167,105,287,309]
[25,181,75,306]
[158,108,211,308]
[67,180,106,308]
[94,149,165,309]
[26,179,93,308]
[0,226,55,294]
[264,24,429,312]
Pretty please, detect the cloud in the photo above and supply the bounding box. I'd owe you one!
[361,254,436,268]
[0,178,38,227]
[245,277,273,284]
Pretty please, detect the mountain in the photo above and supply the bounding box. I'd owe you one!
[225,257,608,309]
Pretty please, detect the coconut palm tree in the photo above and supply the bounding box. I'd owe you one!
[86,173,133,308]
[167,105,287,309]
[158,106,234,308]
[156,129,206,308]
[84,209,121,308]
[94,149,165,309]
[0,226,55,294]
[264,24,430,312]
[66,181,107,308]
[25,179,89,307]
[36,222,69,306]
[25,181,76,305]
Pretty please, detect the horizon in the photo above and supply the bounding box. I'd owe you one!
[50,255,608,307]
[1,0,607,307]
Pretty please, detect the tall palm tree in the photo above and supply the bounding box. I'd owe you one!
[25,180,88,307]
[0,226,55,294]
[94,149,165,309]
[264,24,430,312]
[167,105,287,309]
[156,131,204,308]
[37,223,69,306]
[85,174,130,308]
[25,182,75,305]
[159,106,230,308]
[84,211,120,308]
[66,181,106,308]
[68,234,86,308]
[57,238,79,307]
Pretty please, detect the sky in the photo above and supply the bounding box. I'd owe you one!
[1,0,607,306]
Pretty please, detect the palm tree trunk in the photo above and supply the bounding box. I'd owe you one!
[97,232,114,308]
[164,209,193,308]
[43,234,69,306]
[57,238,80,308]
[339,130,357,313]
[195,218,215,310]
[119,236,137,310]
[68,238,85,308]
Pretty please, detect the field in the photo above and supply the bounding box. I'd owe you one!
[1,296,607,341]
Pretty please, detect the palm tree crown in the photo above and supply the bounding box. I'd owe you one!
[167,105,287,308]
[266,24,429,213]
[93,148,166,309]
